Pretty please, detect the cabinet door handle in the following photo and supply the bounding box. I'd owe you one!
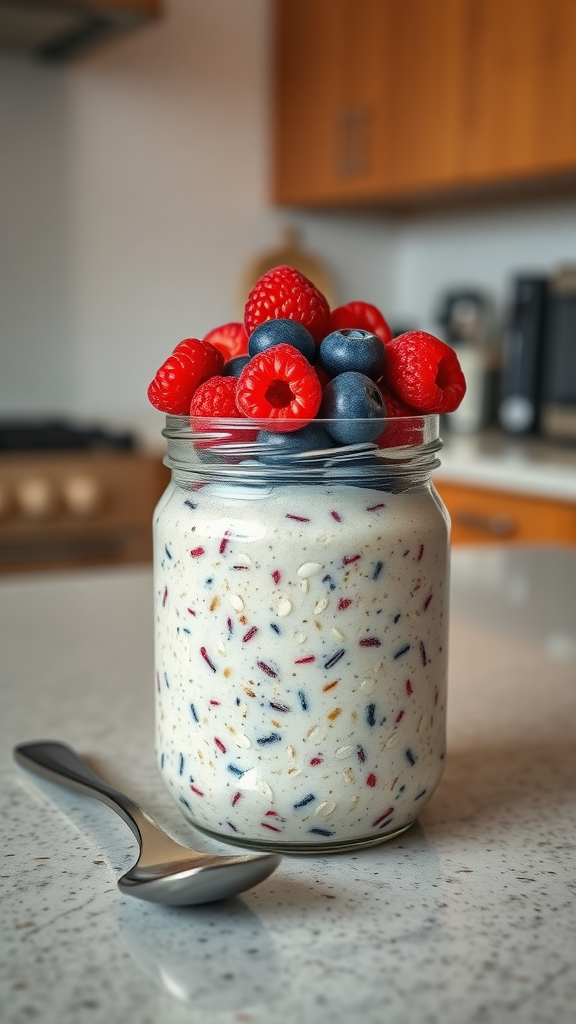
[454,510,517,537]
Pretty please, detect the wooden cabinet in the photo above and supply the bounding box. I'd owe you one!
[272,0,576,206]
[434,480,576,545]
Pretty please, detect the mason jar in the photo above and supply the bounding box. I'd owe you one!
[153,415,450,853]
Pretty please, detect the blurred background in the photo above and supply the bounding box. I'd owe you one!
[1,0,576,571]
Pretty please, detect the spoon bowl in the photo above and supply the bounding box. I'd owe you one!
[14,741,281,906]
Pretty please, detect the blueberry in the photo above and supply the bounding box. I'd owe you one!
[249,318,316,363]
[320,372,386,443]
[257,423,336,465]
[319,329,386,380]
[223,355,250,377]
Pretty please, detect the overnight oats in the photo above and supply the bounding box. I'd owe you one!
[147,266,465,852]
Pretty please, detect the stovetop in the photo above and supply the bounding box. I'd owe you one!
[0,419,135,452]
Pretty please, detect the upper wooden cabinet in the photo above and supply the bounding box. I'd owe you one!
[272,0,576,206]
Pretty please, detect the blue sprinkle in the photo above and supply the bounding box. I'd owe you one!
[399,784,406,792]
[415,788,427,800]
[164,672,170,688]
[405,748,417,765]
[227,821,239,832]
[235,696,241,706]
[322,574,336,591]
[160,752,165,769]
[366,703,376,727]
[184,500,197,510]
[179,796,191,810]
[379,816,394,828]
[394,643,411,660]
[227,764,245,777]
[257,733,282,745]
[182,627,191,634]
[308,827,334,836]
[372,561,383,580]
[298,690,308,711]
[179,753,184,776]
[270,622,281,634]
[269,701,291,713]
[165,544,172,559]
[393,613,401,623]
[324,648,345,669]
[294,793,315,808]
[205,578,213,586]
[190,703,198,723]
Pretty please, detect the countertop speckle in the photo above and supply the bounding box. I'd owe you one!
[1,548,575,1024]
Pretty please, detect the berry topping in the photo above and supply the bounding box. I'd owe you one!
[147,339,224,415]
[320,371,386,443]
[203,322,249,360]
[249,318,316,364]
[222,355,250,378]
[190,375,242,418]
[319,328,387,381]
[384,331,466,414]
[375,387,424,448]
[328,301,392,346]
[236,343,322,431]
[244,265,330,344]
[257,422,336,465]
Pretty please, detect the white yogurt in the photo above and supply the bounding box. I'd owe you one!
[153,477,449,849]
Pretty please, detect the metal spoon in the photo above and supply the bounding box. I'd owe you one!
[14,741,281,906]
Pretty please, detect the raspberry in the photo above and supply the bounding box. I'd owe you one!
[203,322,249,360]
[375,387,423,448]
[190,376,242,418]
[236,343,322,431]
[384,331,466,414]
[147,338,224,414]
[244,265,330,344]
[328,301,392,346]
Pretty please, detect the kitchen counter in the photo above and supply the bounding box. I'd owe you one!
[1,548,575,1024]
[435,430,576,501]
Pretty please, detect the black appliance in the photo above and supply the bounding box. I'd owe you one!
[540,268,576,443]
[498,276,548,435]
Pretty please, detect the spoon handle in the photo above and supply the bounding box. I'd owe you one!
[14,740,186,863]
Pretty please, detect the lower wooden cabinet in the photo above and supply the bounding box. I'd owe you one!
[433,480,576,545]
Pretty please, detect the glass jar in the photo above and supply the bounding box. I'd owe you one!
[153,415,450,853]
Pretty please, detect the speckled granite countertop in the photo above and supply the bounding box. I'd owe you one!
[1,549,575,1024]
[435,431,576,501]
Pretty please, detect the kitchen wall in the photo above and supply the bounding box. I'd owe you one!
[1,0,576,442]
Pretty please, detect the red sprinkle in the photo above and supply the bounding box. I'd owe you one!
[242,626,259,643]
[214,737,226,753]
[338,598,352,610]
[190,546,205,557]
[310,756,323,766]
[342,553,361,566]
[257,660,277,677]
[265,809,279,817]
[272,569,281,585]
[330,510,342,522]
[420,641,427,666]
[295,655,315,664]
[190,785,204,796]
[261,822,282,832]
[286,513,310,522]
[406,679,413,695]
[232,792,242,806]
[219,534,230,554]
[423,593,433,611]
[187,607,196,616]
[162,586,168,607]
[396,709,405,723]
[366,773,377,787]
[415,544,424,561]
[209,699,221,706]
[373,806,394,826]
[200,647,217,672]
[359,637,381,647]
[366,503,386,511]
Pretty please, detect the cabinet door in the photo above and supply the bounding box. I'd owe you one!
[382,0,468,196]
[273,0,387,204]
[435,481,576,545]
[462,0,576,183]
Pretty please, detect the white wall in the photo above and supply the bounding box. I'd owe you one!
[1,0,576,443]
